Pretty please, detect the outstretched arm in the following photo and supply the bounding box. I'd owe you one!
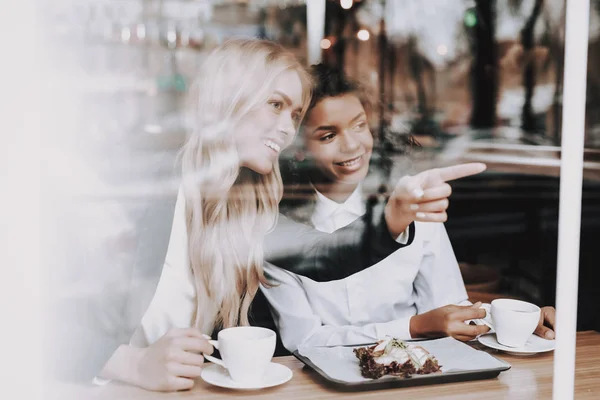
[266,163,486,282]
[264,196,415,282]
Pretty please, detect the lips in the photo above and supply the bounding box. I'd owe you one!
[263,139,282,153]
[334,155,363,167]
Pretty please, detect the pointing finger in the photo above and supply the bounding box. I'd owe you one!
[436,163,487,182]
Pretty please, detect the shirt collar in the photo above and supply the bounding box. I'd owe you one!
[311,183,366,226]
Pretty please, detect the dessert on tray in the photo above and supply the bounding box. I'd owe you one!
[353,337,442,379]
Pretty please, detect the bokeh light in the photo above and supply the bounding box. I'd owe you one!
[341,0,353,10]
[320,38,332,49]
[357,29,370,41]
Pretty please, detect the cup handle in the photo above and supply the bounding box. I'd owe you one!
[204,340,225,368]
[478,303,495,331]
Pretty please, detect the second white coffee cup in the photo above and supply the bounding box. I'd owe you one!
[203,326,276,384]
[481,299,541,348]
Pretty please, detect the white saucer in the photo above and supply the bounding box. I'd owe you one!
[478,333,555,355]
[201,362,292,390]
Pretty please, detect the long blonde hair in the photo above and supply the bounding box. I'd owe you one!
[181,39,312,332]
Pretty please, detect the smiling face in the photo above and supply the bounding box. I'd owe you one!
[235,69,305,175]
[303,93,373,186]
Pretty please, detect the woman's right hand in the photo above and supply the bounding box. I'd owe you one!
[384,163,487,237]
[133,328,214,392]
[410,303,490,342]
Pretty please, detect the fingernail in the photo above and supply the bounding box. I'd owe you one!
[410,204,419,211]
[416,212,426,219]
[412,188,424,199]
[545,331,555,340]
[202,334,212,340]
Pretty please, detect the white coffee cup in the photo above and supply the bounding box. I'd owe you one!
[480,299,541,347]
[203,326,276,384]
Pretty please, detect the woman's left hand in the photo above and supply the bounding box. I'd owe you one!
[534,306,556,340]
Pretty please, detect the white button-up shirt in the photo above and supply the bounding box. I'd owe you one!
[311,184,410,244]
[311,186,366,233]
[261,186,469,352]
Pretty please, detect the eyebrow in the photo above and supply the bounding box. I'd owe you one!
[311,112,366,135]
[349,112,366,124]
[273,90,303,114]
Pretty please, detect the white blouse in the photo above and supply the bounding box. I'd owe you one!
[261,187,469,352]
[128,188,214,347]
[94,186,417,385]
[127,185,410,347]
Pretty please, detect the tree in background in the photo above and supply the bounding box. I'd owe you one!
[520,0,545,134]
[547,1,565,144]
[469,0,498,128]
[587,0,600,147]
[322,1,362,69]
[406,35,440,139]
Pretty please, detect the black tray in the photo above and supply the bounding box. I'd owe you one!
[292,349,511,391]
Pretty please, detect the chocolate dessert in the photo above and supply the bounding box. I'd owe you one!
[354,337,442,379]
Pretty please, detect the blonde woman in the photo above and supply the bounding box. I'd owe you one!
[97,39,416,392]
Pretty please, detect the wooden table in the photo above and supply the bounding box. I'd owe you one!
[49,331,600,400]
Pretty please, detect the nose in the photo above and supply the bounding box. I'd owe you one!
[277,112,296,138]
[340,130,360,153]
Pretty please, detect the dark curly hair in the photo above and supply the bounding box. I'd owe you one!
[307,63,374,117]
[279,65,375,215]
